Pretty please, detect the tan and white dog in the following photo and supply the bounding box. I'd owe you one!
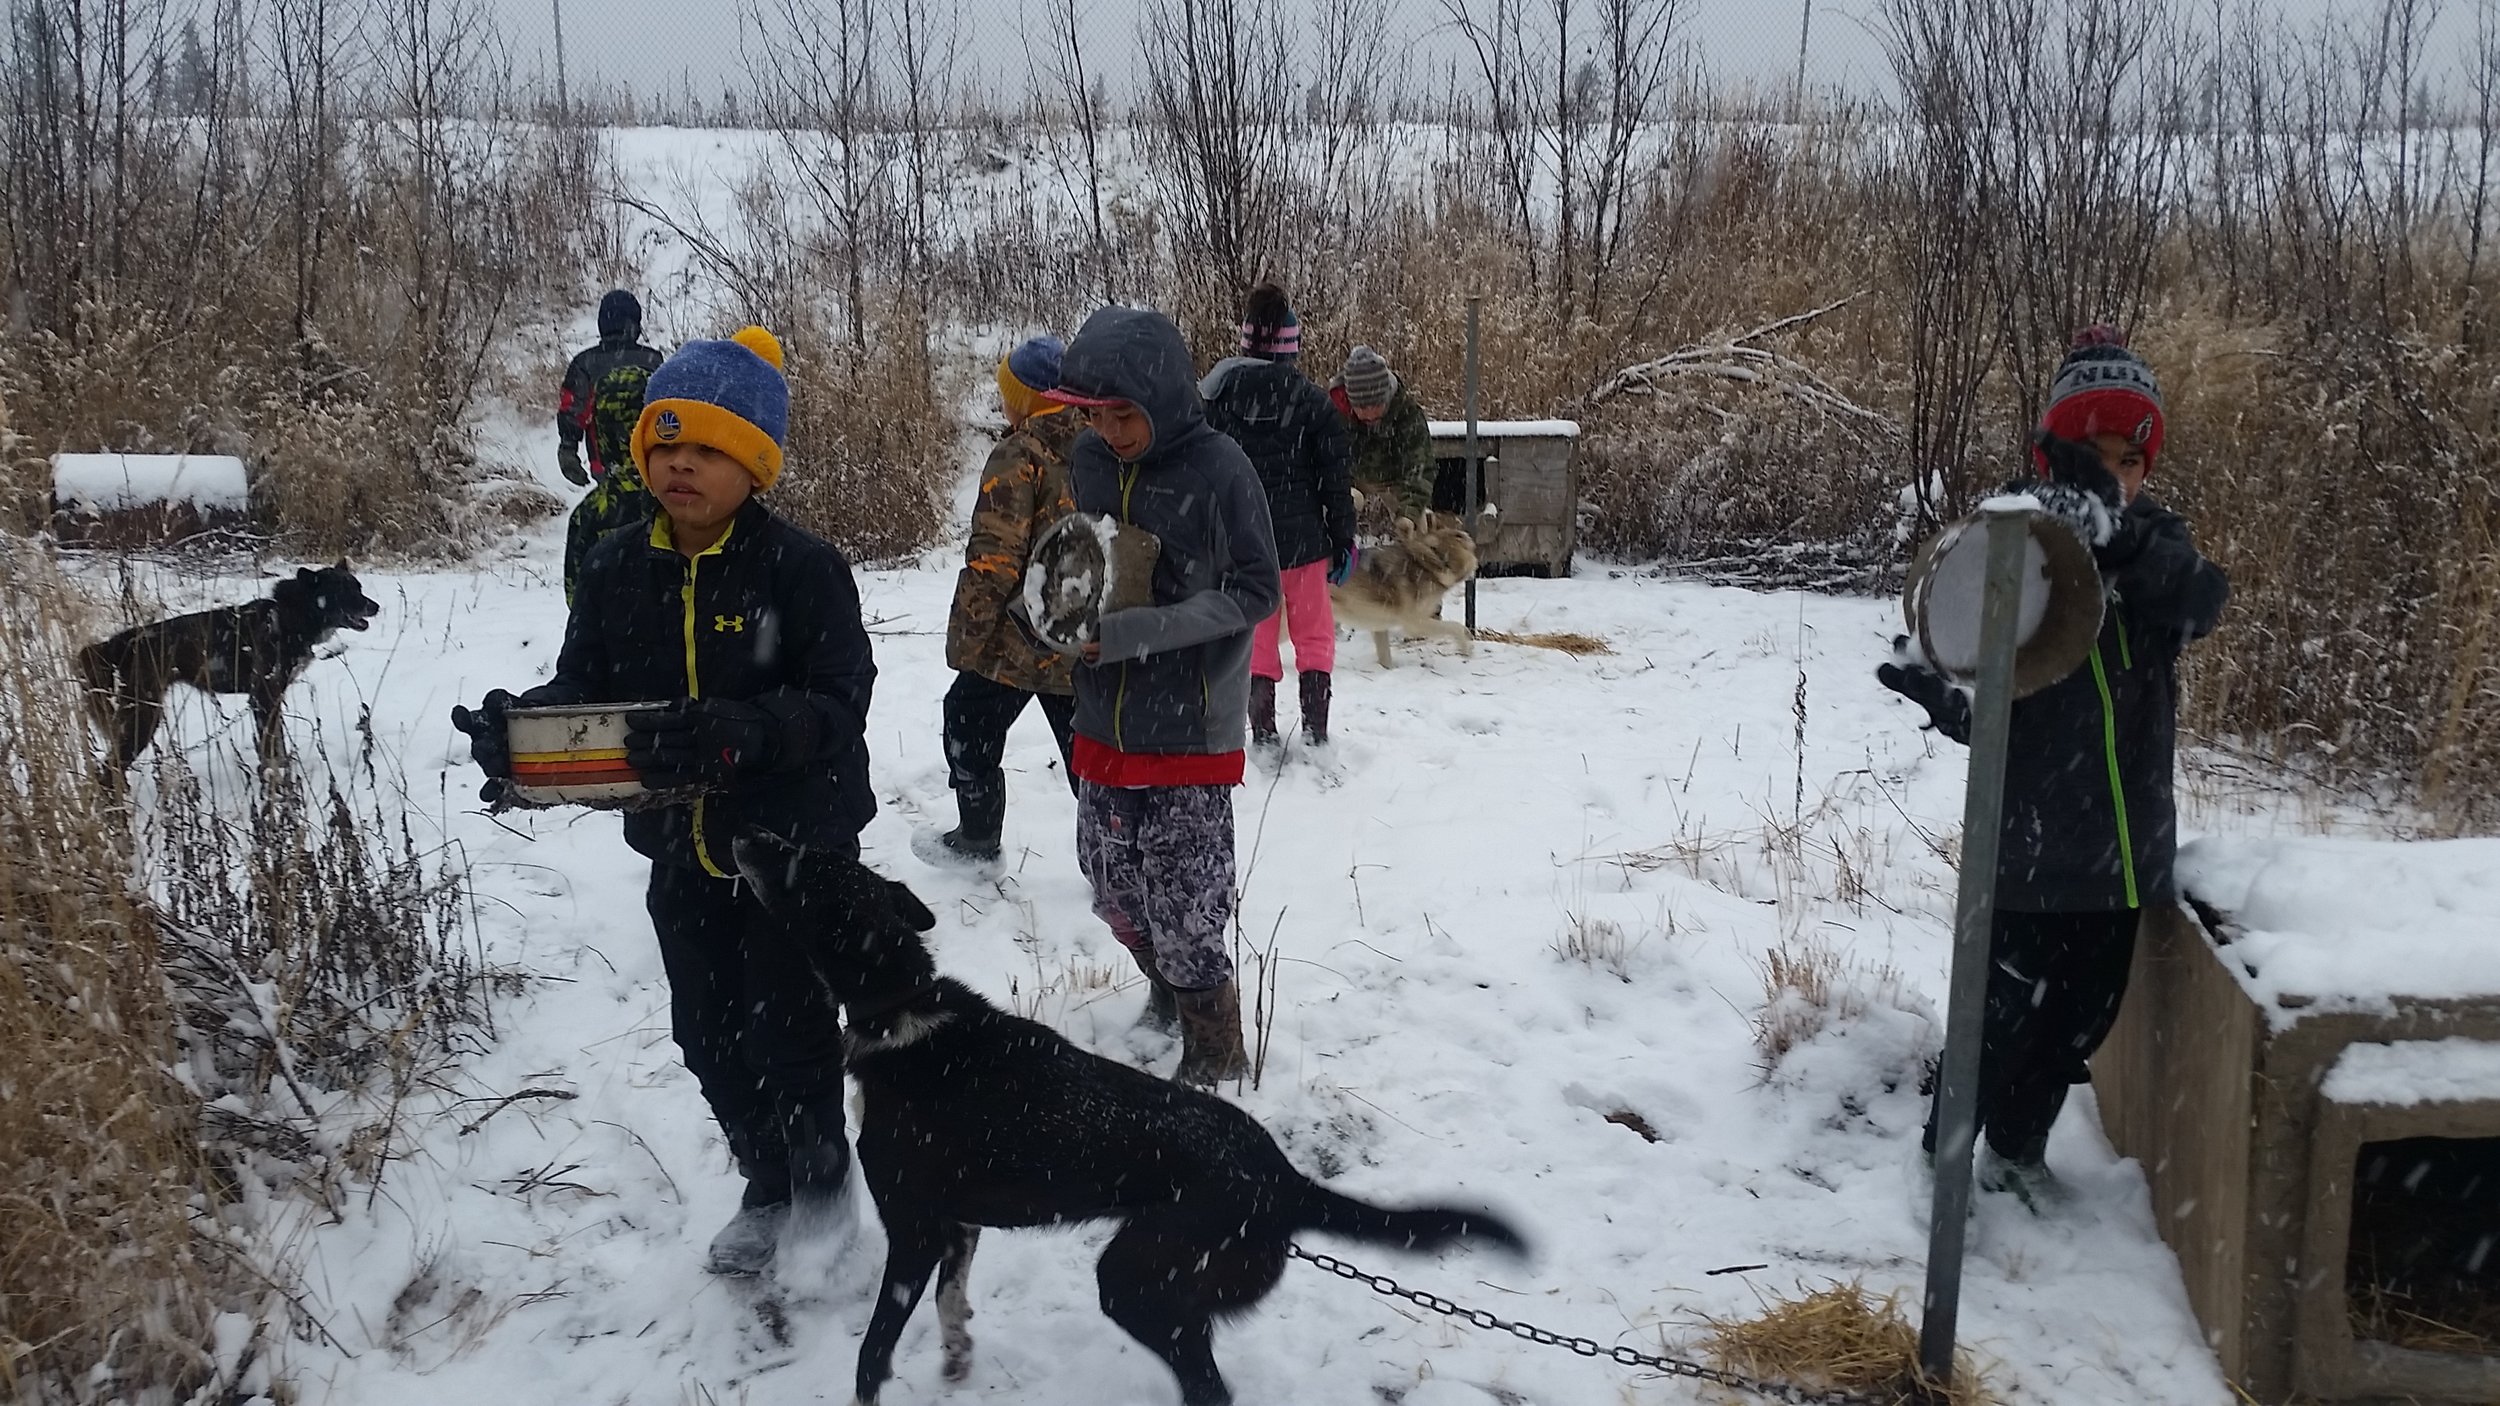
[1331,509,1488,668]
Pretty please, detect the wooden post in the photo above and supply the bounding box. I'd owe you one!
[1463,294,1483,632]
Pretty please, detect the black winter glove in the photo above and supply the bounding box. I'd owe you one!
[1876,638,1972,742]
[450,688,521,804]
[625,698,782,789]
[2023,431,2125,549]
[558,441,590,487]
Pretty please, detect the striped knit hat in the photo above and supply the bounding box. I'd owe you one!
[2035,324,2164,474]
[1341,346,1396,408]
[1240,282,1300,360]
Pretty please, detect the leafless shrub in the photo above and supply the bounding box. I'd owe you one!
[0,545,489,1398]
[0,0,593,557]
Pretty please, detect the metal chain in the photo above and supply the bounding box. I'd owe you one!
[1285,1245,1909,1406]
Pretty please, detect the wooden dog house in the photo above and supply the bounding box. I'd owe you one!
[2092,837,2500,1403]
[50,453,252,548]
[1425,420,1579,577]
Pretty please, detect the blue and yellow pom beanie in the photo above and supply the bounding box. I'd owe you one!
[633,325,789,491]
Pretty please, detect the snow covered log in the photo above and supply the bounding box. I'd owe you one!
[2093,837,2500,1404]
[50,452,253,547]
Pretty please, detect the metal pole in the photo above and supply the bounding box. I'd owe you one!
[1463,294,1482,632]
[1917,503,2032,1390]
[1793,0,1813,122]
[551,0,569,121]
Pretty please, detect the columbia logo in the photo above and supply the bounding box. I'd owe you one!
[714,614,746,633]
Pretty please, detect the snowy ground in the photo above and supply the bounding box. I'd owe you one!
[77,463,2285,1406]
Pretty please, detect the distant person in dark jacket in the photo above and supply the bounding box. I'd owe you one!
[916,335,1082,870]
[1880,326,2228,1209]
[1201,283,1354,752]
[1044,305,1282,1087]
[457,326,877,1276]
[1329,345,1437,527]
[559,289,667,602]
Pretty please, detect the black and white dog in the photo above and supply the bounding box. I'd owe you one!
[734,842,1526,1406]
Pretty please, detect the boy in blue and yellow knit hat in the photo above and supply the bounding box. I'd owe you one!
[456,326,879,1275]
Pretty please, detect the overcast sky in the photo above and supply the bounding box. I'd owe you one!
[486,0,2483,111]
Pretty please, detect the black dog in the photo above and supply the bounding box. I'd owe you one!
[78,562,380,770]
[734,841,1527,1406]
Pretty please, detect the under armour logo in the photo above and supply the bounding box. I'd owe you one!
[714,614,746,633]
[656,409,682,441]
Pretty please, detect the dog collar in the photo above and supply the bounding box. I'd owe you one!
[845,980,942,1027]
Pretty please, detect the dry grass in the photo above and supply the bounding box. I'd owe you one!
[768,296,962,568]
[1472,628,1613,656]
[0,545,234,1400]
[2349,1280,2500,1356]
[1698,1280,1997,1406]
[0,545,492,1399]
[1753,931,1917,1073]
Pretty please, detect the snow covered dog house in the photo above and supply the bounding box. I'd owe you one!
[1426,420,1578,577]
[2092,837,2500,1403]
[50,452,251,547]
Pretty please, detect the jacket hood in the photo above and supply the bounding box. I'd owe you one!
[1056,306,1208,465]
[597,289,644,342]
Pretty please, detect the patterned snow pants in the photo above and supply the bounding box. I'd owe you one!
[1075,781,1237,991]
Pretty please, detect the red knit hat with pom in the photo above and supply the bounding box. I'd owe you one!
[2034,324,2164,475]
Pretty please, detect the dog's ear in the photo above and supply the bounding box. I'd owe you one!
[882,878,937,934]
[730,833,801,914]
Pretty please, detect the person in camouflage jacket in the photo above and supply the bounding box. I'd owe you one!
[560,290,666,602]
[1329,345,1437,523]
[918,336,1083,868]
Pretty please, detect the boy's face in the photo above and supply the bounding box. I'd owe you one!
[1352,402,1387,424]
[2088,433,2151,503]
[1086,402,1155,461]
[646,442,754,536]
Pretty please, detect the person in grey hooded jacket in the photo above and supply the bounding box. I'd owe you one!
[1042,305,1282,1088]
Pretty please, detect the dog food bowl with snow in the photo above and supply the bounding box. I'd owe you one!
[503,702,672,808]
[1020,512,1161,655]
[1903,510,2104,699]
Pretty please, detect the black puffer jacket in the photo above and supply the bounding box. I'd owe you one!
[1059,308,1282,756]
[538,497,877,872]
[1200,356,1354,569]
[1934,493,2228,912]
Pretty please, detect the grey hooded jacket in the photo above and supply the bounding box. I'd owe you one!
[1058,307,1282,757]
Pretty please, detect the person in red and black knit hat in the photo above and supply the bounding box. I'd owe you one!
[1879,325,2230,1211]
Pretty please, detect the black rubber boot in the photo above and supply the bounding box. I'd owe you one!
[934,775,1007,865]
[1298,670,1332,746]
[1249,674,1279,750]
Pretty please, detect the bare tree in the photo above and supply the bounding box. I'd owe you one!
[1140,0,1294,324]
[742,0,893,349]
[1027,0,1110,292]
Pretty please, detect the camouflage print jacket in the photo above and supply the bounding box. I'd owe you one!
[1330,379,1437,518]
[945,409,1081,695]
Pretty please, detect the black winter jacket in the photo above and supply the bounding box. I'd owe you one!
[540,498,877,872]
[1060,308,1282,756]
[1200,356,1355,569]
[1935,493,2228,912]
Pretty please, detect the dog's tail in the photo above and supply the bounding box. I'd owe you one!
[1292,1184,1528,1259]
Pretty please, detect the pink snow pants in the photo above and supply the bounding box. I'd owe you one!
[1251,559,1337,680]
